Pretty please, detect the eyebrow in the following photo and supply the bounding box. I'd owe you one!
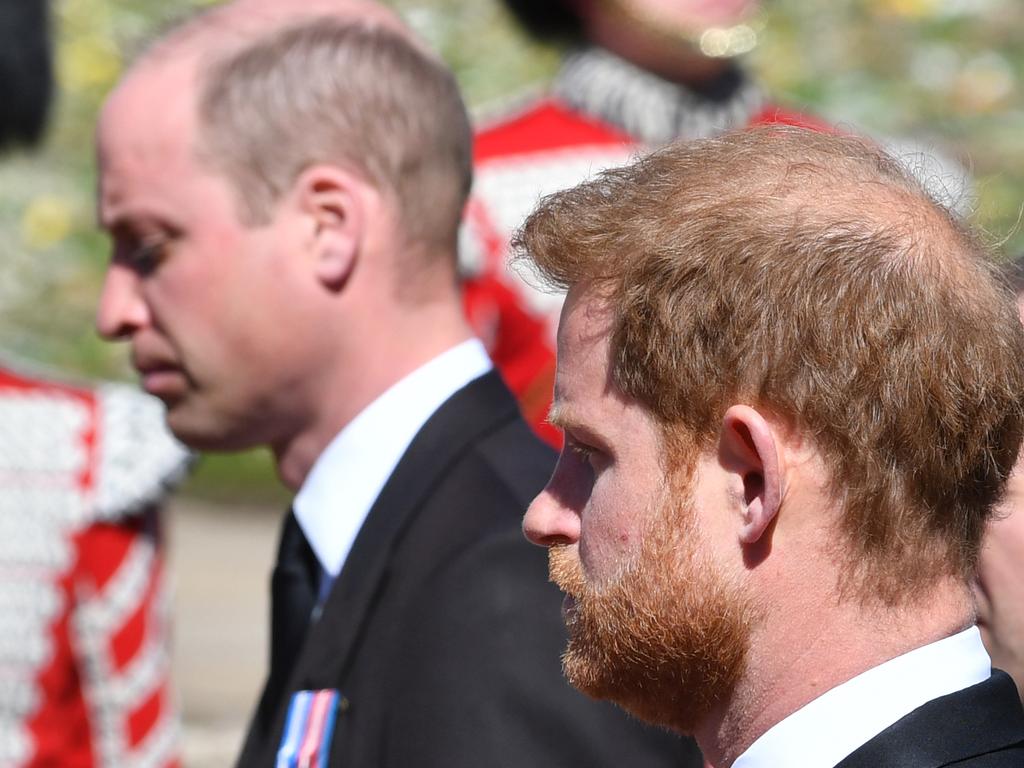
[547,403,570,430]
[98,189,177,231]
[98,205,142,232]
[547,403,609,448]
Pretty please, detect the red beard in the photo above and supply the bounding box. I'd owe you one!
[548,487,752,734]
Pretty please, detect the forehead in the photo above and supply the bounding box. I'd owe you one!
[99,58,197,163]
[554,289,653,429]
[97,60,222,226]
[554,287,666,478]
[554,289,613,395]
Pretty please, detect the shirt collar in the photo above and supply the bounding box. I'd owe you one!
[293,339,492,576]
[733,626,991,768]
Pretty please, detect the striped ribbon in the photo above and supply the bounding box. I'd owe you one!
[276,689,341,768]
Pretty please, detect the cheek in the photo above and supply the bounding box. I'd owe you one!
[146,239,230,312]
[578,472,645,583]
[144,255,251,368]
[978,511,1024,600]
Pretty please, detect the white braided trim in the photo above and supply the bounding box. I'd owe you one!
[75,536,156,635]
[127,702,181,768]
[0,723,33,767]
[93,384,192,522]
[0,390,90,475]
[74,540,176,765]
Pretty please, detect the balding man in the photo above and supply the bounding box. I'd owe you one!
[520,127,1024,767]
[95,3,697,767]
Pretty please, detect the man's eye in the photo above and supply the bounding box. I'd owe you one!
[117,235,173,275]
[568,438,597,465]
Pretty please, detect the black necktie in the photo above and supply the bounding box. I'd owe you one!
[263,510,319,718]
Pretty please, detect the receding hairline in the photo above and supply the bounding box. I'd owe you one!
[103,0,437,209]
[117,0,433,114]
[519,127,980,292]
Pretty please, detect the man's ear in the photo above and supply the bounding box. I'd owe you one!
[719,405,783,546]
[293,164,367,290]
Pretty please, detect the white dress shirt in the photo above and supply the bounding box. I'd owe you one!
[293,339,492,586]
[733,626,991,768]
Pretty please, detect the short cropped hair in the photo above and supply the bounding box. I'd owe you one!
[195,18,473,255]
[517,127,1024,604]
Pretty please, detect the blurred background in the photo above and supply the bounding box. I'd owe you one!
[2,0,1022,499]
[1,0,1021,763]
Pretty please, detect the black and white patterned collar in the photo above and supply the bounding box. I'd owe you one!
[551,46,765,145]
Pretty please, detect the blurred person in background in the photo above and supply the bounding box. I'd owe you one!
[975,252,1024,702]
[94,1,701,766]
[520,126,1024,768]
[461,0,826,446]
[0,3,191,766]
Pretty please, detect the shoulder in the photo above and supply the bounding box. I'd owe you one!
[425,371,556,507]
[92,381,192,520]
[838,672,1024,768]
[470,414,557,504]
[474,94,636,164]
[0,364,191,522]
[399,414,553,562]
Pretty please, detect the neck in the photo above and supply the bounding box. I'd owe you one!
[271,294,473,490]
[695,580,975,767]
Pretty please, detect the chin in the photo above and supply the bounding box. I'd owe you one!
[165,407,259,452]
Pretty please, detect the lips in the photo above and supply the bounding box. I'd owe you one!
[132,351,187,400]
[139,368,187,400]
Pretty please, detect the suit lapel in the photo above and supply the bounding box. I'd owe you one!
[288,371,520,690]
[835,671,1024,768]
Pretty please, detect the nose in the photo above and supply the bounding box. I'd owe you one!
[523,483,581,548]
[96,264,149,340]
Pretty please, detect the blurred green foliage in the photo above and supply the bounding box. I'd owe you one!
[2,0,1020,498]
[758,0,1022,251]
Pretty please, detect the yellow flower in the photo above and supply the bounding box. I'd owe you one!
[872,0,941,19]
[21,196,74,250]
[61,37,122,91]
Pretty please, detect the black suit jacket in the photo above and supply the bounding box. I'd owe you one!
[237,371,700,767]
[836,670,1024,767]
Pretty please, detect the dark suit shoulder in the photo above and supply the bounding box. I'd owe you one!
[944,746,1024,767]
[837,671,1024,768]
[472,415,557,507]
[392,419,553,567]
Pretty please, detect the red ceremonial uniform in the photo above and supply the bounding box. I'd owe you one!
[461,48,828,446]
[0,362,190,767]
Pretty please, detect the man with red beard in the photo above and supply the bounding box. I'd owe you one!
[520,126,1024,767]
